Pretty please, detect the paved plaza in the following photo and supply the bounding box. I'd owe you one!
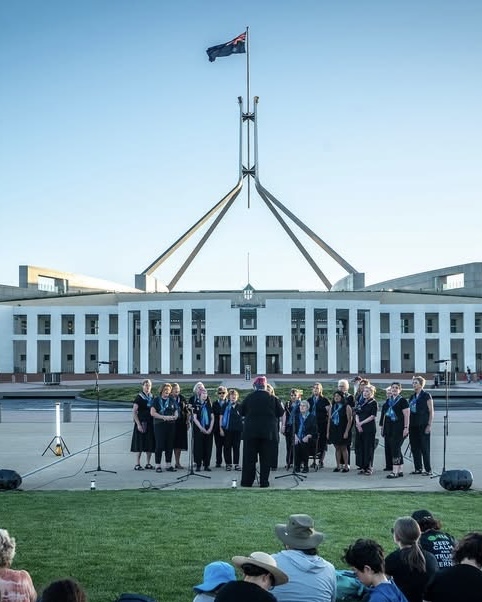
[0,378,480,494]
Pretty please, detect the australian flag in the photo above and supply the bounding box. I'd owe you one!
[206,32,246,62]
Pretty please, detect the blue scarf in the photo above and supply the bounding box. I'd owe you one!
[331,402,342,426]
[386,395,400,421]
[159,397,170,414]
[409,393,419,413]
[222,403,233,429]
[287,401,300,426]
[297,414,306,439]
[140,391,153,406]
[201,402,210,428]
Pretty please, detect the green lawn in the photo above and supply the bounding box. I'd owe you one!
[2,489,480,602]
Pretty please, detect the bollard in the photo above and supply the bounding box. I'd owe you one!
[63,402,72,423]
[23,374,28,383]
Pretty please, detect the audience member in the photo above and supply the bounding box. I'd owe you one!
[130,379,155,471]
[424,531,482,602]
[271,514,336,602]
[411,509,456,568]
[215,552,288,602]
[193,561,235,602]
[0,529,36,602]
[240,376,284,488]
[385,517,438,602]
[40,579,86,602]
[343,538,408,602]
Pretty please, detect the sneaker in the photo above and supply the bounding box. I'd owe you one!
[226,465,232,471]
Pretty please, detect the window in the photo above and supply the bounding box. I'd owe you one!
[403,353,410,360]
[86,315,99,335]
[67,354,73,361]
[14,315,27,335]
[109,315,118,335]
[90,354,96,361]
[43,354,50,361]
[240,308,257,330]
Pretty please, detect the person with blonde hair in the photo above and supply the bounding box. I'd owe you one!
[385,517,438,602]
[0,529,36,602]
[130,378,155,470]
[220,389,243,471]
[150,382,178,473]
[408,376,434,475]
[354,384,378,475]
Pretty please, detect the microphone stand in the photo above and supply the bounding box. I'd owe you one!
[86,366,116,475]
[177,410,210,482]
[276,407,306,485]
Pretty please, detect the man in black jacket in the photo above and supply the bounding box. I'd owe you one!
[240,375,284,488]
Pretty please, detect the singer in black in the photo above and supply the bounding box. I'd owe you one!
[192,387,215,471]
[150,382,178,473]
[130,378,156,470]
[212,386,228,468]
[240,376,284,488]
[293,400,317,473]
[220,388,243,471]
[408,376,434,475]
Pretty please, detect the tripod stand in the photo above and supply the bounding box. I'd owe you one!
[177,412,210,482]
[42,402,70,457]
[276,412,307,485]
[86,366,116,476]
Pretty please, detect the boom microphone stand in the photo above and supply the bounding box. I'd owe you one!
[431,359,451,477]
[177,410,210,482]
[86,364,116,475]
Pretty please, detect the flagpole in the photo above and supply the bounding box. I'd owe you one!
[246,26,251,209]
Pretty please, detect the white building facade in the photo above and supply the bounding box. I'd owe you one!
[1,288,481,376]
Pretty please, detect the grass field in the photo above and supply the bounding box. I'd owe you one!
[1,489,480,602]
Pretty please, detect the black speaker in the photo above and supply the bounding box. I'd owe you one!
[0,469,22,490]
[439,469,473,491]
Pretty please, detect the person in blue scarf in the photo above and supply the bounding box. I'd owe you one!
[219,388,243,471]
[354,384,378,476]
[192,387,214,471]
[150,382,178,473]
[327,390,352,472]
[380,382,410,479]
[212,386,228,468]
[281,389,302,469]
[408,376,434,475]
[130,379,156,471]
[293,400,317,473]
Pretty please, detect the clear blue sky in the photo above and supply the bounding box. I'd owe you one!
[1,0,481,291]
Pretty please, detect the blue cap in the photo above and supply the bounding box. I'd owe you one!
[193,561,236,593]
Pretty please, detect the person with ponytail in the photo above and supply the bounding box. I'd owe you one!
[385,517,438,602]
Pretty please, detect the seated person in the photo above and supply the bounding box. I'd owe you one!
[343,538,408,602]
[193,561,235,601]
[271,514,336,602]
[40,579,87,602]
[215,551,288,602]
[424,531,482,602]
[411,509,456,568]
[0,529,36,602]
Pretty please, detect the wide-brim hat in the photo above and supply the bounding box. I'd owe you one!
[275,514,324,550]
[193,561,236,592]
[232,551,288,586]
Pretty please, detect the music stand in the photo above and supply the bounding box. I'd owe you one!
[177,412,210,482]
[86,365,116,475]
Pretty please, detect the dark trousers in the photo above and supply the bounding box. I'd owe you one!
[388,433,405,466]
[409,425,431,472]
[383,435,393,470]
[241,437,276,487]
[223,430,242,466]
[193,429,213,468]
[154,422,175,465]
[294,441,310,469]
[213,428,224,466]
[284,429,293,466]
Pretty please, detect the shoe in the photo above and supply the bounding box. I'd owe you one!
[166,466,176,472]
[333,468,341,472]
[410,469,422,475]
[260,483,270,488]
[240,482,252,487]
[134,464,144,471]
[422,471,433,476]
[310,462,317,469]
[358,469,365,475]
[226,465,232,471]
[342,468,350,473]
[398,472,404,477]
[175,464,184,469]
[302,466,309,473]
[204,467,212,472]
[195,465,201,472]
[319,461,324,468]
[145,463,154,470]
[295,466,301,473]
[216,464,222,468]
[234,465,241,471]
[387,473,399,479]
[155,467,162,473]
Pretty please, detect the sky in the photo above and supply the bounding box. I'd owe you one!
[1,0,481,292]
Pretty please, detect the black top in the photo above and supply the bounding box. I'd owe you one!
[380,396,409,437]
[385,547,438,602]
[215,580,276,602]
[424,563,482,602]
[133,393,153,422]
[192,398,213,431]
[151,396,177,423]
[419,530,456,569]
[220,402,243,432]
[241,390,284,440]
[408,390,432,428]
[308,395,331,428]
[355,398,378,433]
[293,411,318,440]
[212,399,228,433]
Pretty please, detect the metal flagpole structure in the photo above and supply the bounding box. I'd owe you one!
[137,29,360,291]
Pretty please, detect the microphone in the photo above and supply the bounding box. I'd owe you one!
[98,361,113,365]
[434,359,450,364]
